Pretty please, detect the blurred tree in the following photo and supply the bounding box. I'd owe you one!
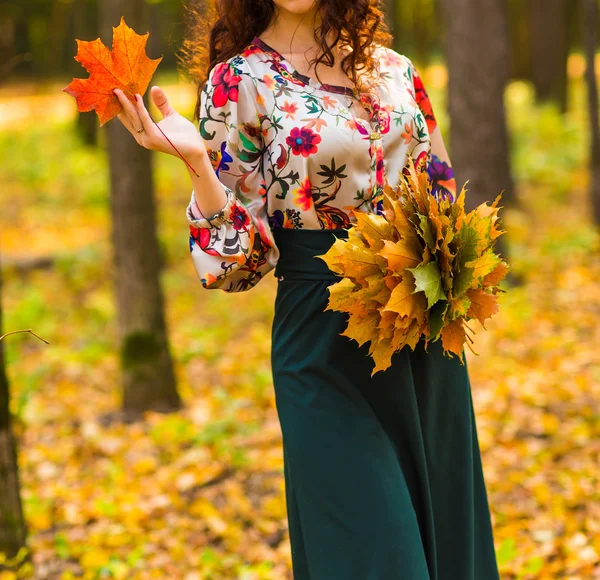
[72,0,99,146]
[394,0,439,64]
[440,0,514,259]
[507,0,530,80]
[100,0,181,419]
[384,0,400,52]
[526,0,570,112]
[45,0,75,76]
[0,267,27,559]
[583,0,600,225]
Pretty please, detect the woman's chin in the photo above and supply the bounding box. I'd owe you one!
[273,0,319,16]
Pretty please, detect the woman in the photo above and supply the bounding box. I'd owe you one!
[113,1,500,578]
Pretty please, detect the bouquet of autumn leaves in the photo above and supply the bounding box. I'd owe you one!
[315,158,510,375]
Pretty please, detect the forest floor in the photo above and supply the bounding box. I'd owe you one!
[0,69,599,579]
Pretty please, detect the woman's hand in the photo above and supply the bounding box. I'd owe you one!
[113,86,206,162]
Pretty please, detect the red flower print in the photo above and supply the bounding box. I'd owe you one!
[276,144,288,169]
[413,150,429,175]
[230,204,250,231]
[375,146,385,185]
[211,62,241,108]
[293,178,314,211]
[189,225,221,257]
[281,101,298,119]
[286,127,321,157]
[378,108,391,134]
[413,72,437,134]
[241,45,262,57]
[258,179,267,199]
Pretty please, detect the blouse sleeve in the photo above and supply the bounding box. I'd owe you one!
[407,58,457,203]
[186,56,279,292]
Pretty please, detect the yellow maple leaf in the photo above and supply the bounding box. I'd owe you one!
[379,238,422,272]
[340,311,381,348]
[466,289,499,328]
[353,211,396,252]
[440,318,466,359]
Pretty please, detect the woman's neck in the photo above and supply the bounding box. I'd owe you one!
[258,4,361,94]
[260,6,323,55]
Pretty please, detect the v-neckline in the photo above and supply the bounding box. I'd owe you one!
[251,36,358,98]
[249,36,384,135]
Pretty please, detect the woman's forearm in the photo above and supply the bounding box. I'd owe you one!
[185,151,229,219]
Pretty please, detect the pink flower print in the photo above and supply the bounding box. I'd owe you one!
[293,178,314,211]
[211,62,241,107]
[286,127,321,157]
[382,51,402,67]
[354,118,370,138]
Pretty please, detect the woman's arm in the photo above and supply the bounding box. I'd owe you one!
[407,59,457,202]
[116,57,278,292]
[113,86,229,218]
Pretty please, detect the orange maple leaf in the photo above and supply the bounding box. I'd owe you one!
[63,16,162,126]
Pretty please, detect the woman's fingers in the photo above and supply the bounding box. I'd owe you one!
[134,93,155,136]
[116,110,132,131]
[150,86,174,119]
[113,88,143,133]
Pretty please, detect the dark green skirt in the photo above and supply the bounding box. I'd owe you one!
[271,227,500,580]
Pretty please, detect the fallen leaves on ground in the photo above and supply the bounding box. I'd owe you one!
[0,81,599,579]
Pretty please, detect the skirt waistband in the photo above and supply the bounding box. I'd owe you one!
[273,227,350,282]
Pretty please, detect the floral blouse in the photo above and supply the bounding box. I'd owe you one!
[186,37,456,292]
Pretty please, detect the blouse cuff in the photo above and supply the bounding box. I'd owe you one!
[186,186,236,230]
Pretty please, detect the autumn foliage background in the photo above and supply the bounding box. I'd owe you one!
[1,0,600,579]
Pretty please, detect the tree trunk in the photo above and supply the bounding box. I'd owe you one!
[0,10,15,76]
[44,0,74,77]
[73,0,98,146]
[440,0,515,263]
[583,0,600,225]
[527,0,569,112]
[99,0,181,419]
[0,263,28,559]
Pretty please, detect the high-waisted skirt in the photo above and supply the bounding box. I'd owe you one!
[270,227,500,580]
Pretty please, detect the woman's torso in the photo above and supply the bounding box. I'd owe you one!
[202,38,434,232]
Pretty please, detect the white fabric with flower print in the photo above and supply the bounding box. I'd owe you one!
[186,37,456,292]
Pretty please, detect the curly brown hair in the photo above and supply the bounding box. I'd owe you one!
[178,0,393,121]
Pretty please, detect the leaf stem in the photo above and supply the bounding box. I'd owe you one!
[147,112,201,177]
[465,340,479,356]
